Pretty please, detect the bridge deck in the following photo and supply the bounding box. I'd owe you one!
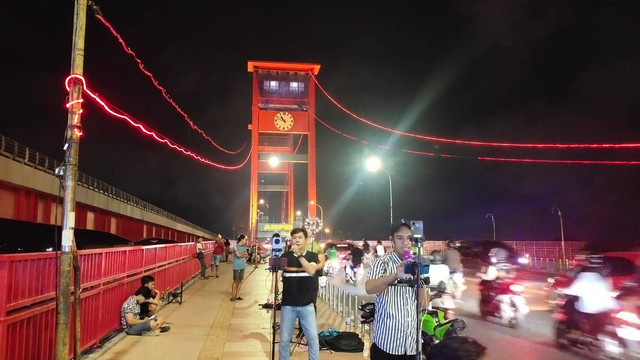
[82,261,368,360]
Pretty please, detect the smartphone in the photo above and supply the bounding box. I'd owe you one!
[410,220,424,239]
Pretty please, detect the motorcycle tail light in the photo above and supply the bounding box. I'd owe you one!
[615,311,640,325]
[508,284,525,293]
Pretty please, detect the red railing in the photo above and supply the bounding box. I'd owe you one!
[0,242,214,360]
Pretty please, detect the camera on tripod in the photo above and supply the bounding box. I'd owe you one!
[271,234,284,255]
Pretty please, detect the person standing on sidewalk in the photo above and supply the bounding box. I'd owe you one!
[210,236,225,278]
[196,237,207,279]
[224,237,231,262]
[279,227,320,360]
[231,234,249,301]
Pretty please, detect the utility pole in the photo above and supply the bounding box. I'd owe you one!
[57,0,87,359]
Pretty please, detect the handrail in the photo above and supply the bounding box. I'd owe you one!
[0,134,210,234]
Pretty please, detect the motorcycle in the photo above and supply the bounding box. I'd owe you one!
[478,278,529,328]
[358,283,467,359]
[446,270,467,300]
[554,285,640,359]
[345,262,363,286]
[421,285,467,355]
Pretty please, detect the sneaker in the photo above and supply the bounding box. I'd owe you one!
[160,325,171,333]
[142,329,160,336]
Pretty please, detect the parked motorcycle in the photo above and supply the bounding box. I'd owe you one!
[478,278,529,328]
[358,284,467,359]
[421,285,467,355]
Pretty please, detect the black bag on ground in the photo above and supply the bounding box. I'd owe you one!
[325,331,364,352]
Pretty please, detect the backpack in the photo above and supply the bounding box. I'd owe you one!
[322,331,364,352]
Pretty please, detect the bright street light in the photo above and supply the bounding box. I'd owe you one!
[365,156,393,227]
[309,200,324,222]
[268,156,280,167]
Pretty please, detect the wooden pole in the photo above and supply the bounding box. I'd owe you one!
[57,0,87,359]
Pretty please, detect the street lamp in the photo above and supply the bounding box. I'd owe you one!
[486,213,496,241]
[552,207,566,267]
[365,156,393,227]
[309,201,324,223]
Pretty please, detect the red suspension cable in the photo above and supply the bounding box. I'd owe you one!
[315,116,640,165]
[89,4,245,155]
[65,75,250,170]
[310,73,640,149]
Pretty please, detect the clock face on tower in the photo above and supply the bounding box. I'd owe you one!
[274,111,294,131]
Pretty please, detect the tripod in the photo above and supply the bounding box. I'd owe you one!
[269,253,286,360]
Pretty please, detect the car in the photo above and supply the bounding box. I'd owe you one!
[545,251,640,308]
[457,240,529,271]
[321,240,354,268]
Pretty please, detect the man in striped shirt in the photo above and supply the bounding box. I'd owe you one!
[279,227,320,360]
[365,221,429,359]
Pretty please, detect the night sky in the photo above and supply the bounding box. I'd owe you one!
[2,1,639,244]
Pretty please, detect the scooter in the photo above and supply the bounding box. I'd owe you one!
[345,262,362,286]
[554,287,640,359]
[478,278,529,328]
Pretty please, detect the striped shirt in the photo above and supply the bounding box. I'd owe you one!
[368,251,419,355]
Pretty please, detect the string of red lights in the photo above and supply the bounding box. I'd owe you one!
[65,75,250,170]
[89,3,245,155]
[314,116,640,165]
[310,73,640,149]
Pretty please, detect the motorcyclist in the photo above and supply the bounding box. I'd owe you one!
[443,240,467,298]
[346,242,365,282]
[560,257,620,334]
[477,248,512,305]
[427,250,451,291]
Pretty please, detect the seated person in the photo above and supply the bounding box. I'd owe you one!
[139,275,162,319]
[121,286,170,336]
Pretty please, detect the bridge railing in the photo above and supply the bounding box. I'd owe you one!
[0,134,211,234]
[0,241,215,360]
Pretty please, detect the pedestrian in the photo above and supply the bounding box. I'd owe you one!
[120,286,170,336]
[278,227,320,360]
[375,240,385,258]
[362,239,371,254]
[210,235,225,278]
[230,234,249,301]
[224,237,231,262]
[196,237,207,279]
[139,275,162,318]
[365,220,429,359]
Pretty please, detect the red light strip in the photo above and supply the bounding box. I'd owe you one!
[65,75,250,170]
[91,9,245,155]
[293,134,304,154]
[315,116,640,165]
[310,73,640,149]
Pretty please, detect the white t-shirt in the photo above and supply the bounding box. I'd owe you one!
[376,244,385,256]
[563,271,619,314]
[427,264,450,288]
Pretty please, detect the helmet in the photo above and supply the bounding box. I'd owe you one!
[431,250,443,264]
[359,302,375,324]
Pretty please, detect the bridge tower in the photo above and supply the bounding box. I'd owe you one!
[247,61,321,244]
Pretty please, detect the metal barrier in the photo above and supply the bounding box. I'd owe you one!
[0,242,214,360]
[317,280,372,341]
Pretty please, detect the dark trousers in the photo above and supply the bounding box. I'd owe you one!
[198,258,207,278]
[370,342,416,360]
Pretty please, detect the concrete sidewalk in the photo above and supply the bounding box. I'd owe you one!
[83,262,369,360]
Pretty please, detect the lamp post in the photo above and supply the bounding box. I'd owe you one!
[310,200,324,243]
[365,157,393,228]
[486,213,496,241]
[552,207,566,267]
